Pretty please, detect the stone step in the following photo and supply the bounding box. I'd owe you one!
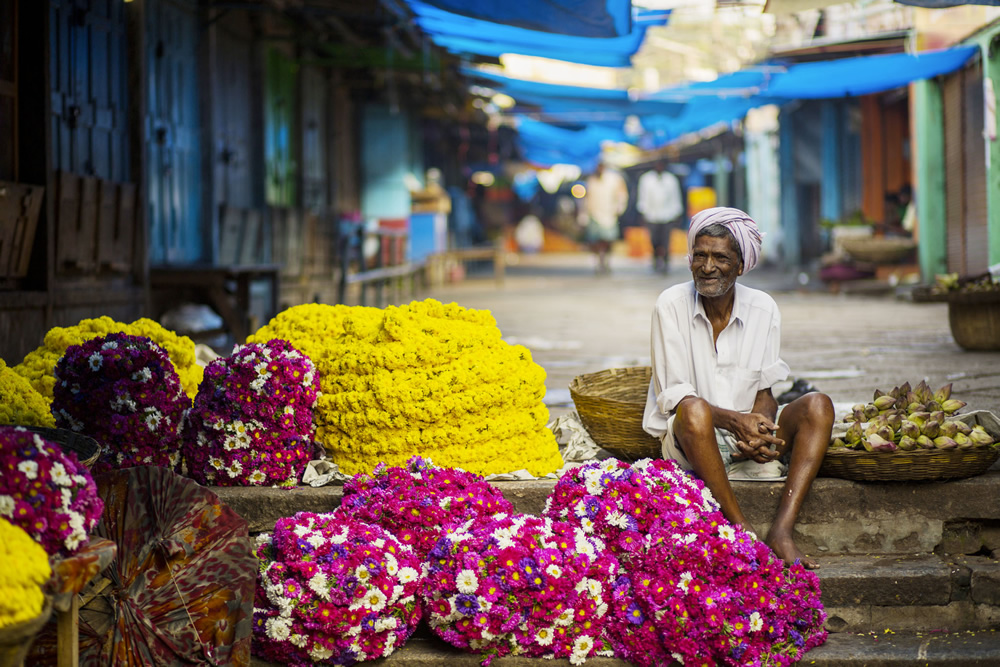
[250,630,1000,666]
[214,471,1000,557]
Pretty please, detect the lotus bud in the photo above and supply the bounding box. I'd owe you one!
[916,435,935,449]
[906,391,921,406]
[908,412,929,428]
[899,420,921,439]
[899,381,912,397]
[914,380,932,404]
[876,425,895,443]
[874,388,886,400]
[930,410,946,424]
[934,383,953,404]
[941,399,967,415]
[925,400,942,413]
[897,436,918,451]
[830,438,849,450]
[906,402,926,414]
[873,395,897,411]
[868,435,897,452]
[939,421,959,438]
[846,421,864,445]
[969,427,996,447]
[954,421,972,436]
[886,413,903,430]
[921,421,941,439]
[954,433,973,449]
[863,404,880,420]
[853,408,866,422]
[933,436,958,449]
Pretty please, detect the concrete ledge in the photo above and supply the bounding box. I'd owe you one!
[213,472,1000,555]
[804,629,1000,665]
[816,554,953,606]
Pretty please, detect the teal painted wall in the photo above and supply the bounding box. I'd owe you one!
[361,104,413,220]
[966,31,1000,267]
[913,78,948,280]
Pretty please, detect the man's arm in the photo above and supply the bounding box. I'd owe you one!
[677,388,783,463]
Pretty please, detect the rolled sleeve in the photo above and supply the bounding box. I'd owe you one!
[656,382,697,415]
[758,310,789,391]
[760,359,790,391]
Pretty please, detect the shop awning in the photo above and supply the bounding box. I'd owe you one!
[405,1,668,68]
[414,0,633,38]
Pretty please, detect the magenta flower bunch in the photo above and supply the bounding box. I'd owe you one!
[181,340,320,487]
[253,512,424,666]
[546,458,827,667]
[335,456,514,558]
[422,513,620,665]
[52,332,190,474]
[543,457,720,564]
[0,426,103,555]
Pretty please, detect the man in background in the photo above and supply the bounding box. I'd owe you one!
[637,159,684,274]
[582,162,629,275]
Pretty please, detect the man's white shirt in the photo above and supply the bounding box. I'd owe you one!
[636,170,684,224]
[643,281,790,439]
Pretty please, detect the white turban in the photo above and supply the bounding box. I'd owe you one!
[687,207,764,273]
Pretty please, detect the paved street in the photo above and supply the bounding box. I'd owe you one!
[430,252,1000,421]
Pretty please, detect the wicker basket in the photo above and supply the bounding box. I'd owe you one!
[0,599,52,667]
[821,411,1000,482]
[21,427,101,469]
[839,236,916,264]
[569,367,660,461]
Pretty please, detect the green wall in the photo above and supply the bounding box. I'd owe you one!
[968,30,1000,268]
[913,78,948,280]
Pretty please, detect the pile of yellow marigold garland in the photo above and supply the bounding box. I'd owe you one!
[0,359,55,427]
[250,300,564,477]
[0,517,51,629]
[13,317,203,402]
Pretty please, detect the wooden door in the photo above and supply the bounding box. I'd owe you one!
[145,0,202,264]
[213,15,255,210]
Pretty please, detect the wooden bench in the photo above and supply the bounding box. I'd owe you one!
[426,245,505,287]
[337,223,424,307]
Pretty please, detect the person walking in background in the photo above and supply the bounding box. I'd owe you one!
[582,162,629,274]
[637,159,684,274]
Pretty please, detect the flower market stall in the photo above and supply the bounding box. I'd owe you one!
[0,299,834,666]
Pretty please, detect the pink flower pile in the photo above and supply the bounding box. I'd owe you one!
[253,512,423,666]
[0,426,103,555]
[52,332,189,474]
[335,456,514,558]
[181,340,320,487]
[546,458,827,667]
[421,513,620,665]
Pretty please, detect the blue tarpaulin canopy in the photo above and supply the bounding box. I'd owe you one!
[405,1,668,68]
[417,0,632,38]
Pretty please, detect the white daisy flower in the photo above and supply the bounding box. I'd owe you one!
[606,511,629,529]
[384,554,399,576]
[535,626,556,646]
[143,407,163,432]
[361,587,387,613]
[249,470,267,484]
[308,572,330,600]
[308,644,333,661]
[580,517,595,534]
[0,495,15,517]
[306,534,326,549]
[718,525,736,542]
[456,569,479,594]
[355,565,371,583]
[50,462,71,486]
[289,634,308,648]
[132,367,152,383]
[749,611,763,632]
[17,460,38,480]
[678,572,693,593]
[586,579,603,597]
[397,567,419,584]
[266,617,291,641]
[209,457,225,471]
[88,353,103,371]
[554,608,574,626]
[545,564,562,579]
[101,341,119,350]
[226,460,243,478]
[571,636,594,665]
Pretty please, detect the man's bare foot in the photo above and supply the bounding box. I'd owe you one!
[766,531,819,570]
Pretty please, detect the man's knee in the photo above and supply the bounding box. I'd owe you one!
[799,392,834,423]
[675,397,714,439]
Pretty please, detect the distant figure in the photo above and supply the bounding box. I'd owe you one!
[515,214,545,253]
[637,159,685,274]
[582,163,629,274]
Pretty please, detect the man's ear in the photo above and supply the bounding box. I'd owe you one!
[738,262,745,276]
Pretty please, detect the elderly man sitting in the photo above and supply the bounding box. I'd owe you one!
[642,207,833,569]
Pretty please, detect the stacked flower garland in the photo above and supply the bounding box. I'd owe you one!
[0,517,52,628]
[14,316,203,403]
[51,333,190,474]
[0,426,103,555]
[335,456,513,558]
[0,358,55,427]
[545,458,827,667]
[422,513,620,665]
[253,512,423,666]
[250,300,563,477]
[181,339,321,487]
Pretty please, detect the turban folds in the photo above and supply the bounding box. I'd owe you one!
[687,207,764,273]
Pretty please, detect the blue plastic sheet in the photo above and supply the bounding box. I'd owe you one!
[417,0,632,38]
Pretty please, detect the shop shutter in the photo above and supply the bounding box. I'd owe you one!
[942,55,988,276]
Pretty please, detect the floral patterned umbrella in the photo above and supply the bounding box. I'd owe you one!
[75,466,255,666]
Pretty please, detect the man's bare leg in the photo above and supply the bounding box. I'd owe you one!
[769,392,834,569]
[674,398,756,536]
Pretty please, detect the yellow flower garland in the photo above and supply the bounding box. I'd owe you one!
[0,518,51,628]
[13,317,203,402]
[0,359,55,427]
[250,300,563,477]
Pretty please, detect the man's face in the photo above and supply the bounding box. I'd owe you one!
[690,234,743,298]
